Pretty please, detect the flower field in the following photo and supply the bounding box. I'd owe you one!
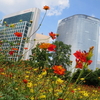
[0,62,100,100]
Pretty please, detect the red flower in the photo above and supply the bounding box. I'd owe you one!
[23,79,28,84]
[0,68,4,72]
[57,99,64,100]
[14,32,22,37]
[73,50,87,62]
[87,60,92,65]
[49,32,57,40]
[0,40,3,45]
[9,51,14,55]
[71,90,75,93]
[52,65,66,75]
[24,47,28,49]
[48,44,56,51]
[75,59,83,69]
[6,24,9,27]
[43,5,50,10]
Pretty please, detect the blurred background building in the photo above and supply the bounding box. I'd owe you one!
[0,8,40,61]
[57,14,100,70]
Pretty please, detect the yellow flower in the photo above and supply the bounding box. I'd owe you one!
[54,93,59,97]
[33,68,38,71]
[82,91,89,97]
[93,99,98,100]
[19,20,22,22]
[30,20,33,23]
[39,95,46,99]
[56,78,64,84]
[93,90,97,93]
[77,88,81,90]
[79,96,83,99]
[80,78,85,81]
[25,71,30,73]
[10,24,16,28]
[33,84,37,87]
[30,89,34,93]
[25,75,29,78]
[15,88,18,90]
[4,21,7,24]
[41,71,47,76]
[30,96,34,100]
[83,92,89,97]
[27,82,33,88]
[38,75,42,79]
[96,67,99,70]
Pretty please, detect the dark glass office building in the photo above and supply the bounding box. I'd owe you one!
[57,14,100,70]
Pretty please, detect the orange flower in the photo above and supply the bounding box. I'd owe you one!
[52,65,66,75]
[89,46,94,52]
[23,79,28,84]
[49,32,57,40]
[24,47,28,49]
[14,32,22,37]
[43,5,50,10]
[48,44,56,51]
[11,48,18,50]
[39,43,51,49]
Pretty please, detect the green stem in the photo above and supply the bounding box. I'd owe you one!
[73,63,87,88]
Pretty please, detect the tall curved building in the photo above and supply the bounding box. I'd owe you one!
[57,14,100,70]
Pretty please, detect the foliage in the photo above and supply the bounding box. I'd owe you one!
[29,41,71,70]
[50,41,71,68]
[72,68,100,87]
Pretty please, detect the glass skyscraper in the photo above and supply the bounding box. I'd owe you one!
[57,14,100,70]
[0,8,40,61]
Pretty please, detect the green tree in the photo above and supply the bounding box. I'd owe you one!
[50,41,71,68]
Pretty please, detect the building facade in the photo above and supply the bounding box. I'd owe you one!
[0,8,40,61]
[57,14,100,70]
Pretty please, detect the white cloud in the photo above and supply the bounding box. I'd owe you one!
[0,0,69,16]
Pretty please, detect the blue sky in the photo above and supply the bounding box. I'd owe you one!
[38,0,100,35]
[0,0,100,35]
[0,0,100,60]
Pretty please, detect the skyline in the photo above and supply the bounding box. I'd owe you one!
[0,0,100,60]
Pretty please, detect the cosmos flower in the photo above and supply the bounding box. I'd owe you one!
[43,5,50,10]
[23,79,28,84]
[48,44,56,51]
[9,51,14,55]
[11,48,18,50]
[52,65,66,75]
[24,47,28,49]
[39,43,51,49]
[49,32,57,40]
[14,32,22,37]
